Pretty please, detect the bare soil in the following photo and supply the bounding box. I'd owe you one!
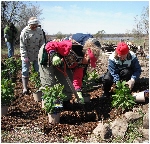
[1,53,149,143]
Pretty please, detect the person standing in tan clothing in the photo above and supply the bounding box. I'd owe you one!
[20,17,45,94]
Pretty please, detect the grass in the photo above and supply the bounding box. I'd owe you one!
[111,109,144,143]
[64,135,75,142]
[125,118,143,143]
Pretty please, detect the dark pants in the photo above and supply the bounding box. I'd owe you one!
[102,68,133,93]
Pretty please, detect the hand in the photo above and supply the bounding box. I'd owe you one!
[4,34,9,39]
[126,79,135,90]
[24,58,29,63]
[52,55,61,66]
[77,92,85,104]
[110,83,116,93]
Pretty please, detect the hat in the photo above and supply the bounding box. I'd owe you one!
[89,38,101,48]
[116,42,129,55]
[28,19,39,25]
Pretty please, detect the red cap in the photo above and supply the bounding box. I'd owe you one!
[116,42,129,55]
[87,48,97,68]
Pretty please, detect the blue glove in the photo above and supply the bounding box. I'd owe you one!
[77,92,85,104]
[52,55,61,66]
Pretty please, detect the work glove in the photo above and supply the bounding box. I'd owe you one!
[77,92,85,104]
[126,79,135,90]
[24,58,29,63]
[52,55,61,66]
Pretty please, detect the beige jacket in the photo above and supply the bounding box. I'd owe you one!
[20,26,45,61]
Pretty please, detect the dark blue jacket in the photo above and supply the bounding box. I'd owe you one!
[108,51,142,83]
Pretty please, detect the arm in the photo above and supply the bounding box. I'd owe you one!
[73,67,84,90]
[38,28,45,47]
[108,59,120,83]
[4,26,8,34]
[20,30,28,59]
[131,57,142,80]
[4,26,9,38]
[14,27,18,38]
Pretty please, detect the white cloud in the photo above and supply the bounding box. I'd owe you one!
[40,4,137,34]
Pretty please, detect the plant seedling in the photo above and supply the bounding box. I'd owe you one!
[29,71,41,92]
[1,78,15,106]
[41,83,67,114]
[82,70,99,90]
[111,81,136,112]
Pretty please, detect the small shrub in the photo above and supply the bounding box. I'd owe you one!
[2,57,21,79]
[41,83,67,114]
[1,78,15,106]
[4,57,17,78]
[29,72,41,90]
[111,81,136,112]
[82,70,99,90]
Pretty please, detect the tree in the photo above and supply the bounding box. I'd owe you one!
[94,30,106,39]
[17,3,44,31]
[1,1,24,44]
[56,31,64,40]
[1,1,44,45]
[1,1,24,27]
[125,29,131,37]
[133,6,149,35]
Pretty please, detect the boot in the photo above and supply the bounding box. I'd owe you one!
[100,83,111,100]
[22,77,29,94]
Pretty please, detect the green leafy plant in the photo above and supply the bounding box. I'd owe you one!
[2,57,21,80]
[64,135,75,142]
[29,72,41,92]
[111,81,136,112]
[30,62,36,73]
[41,83,67,114]
[89,69,99,81]
[82,72,91,90]
[1,78,15,106]
[29,62,41,92]
[82,70,99,90]
[1,69,10,79]
[4,57,18,78]
[125,118,143,143]
[15,58,22,71]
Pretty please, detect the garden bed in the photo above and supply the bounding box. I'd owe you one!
[1,53,149,143]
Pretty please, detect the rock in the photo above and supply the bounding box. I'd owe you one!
[110,117,128,138]
[142,104,149,113]
[143,112,149,129]
[124,112,143,122]
[93,122,111,139]
[93,122,103,135]
[88,134,98,143]
[142,140,149,143]
[133,137,143,143]
[142,129,149,139]
[100,123,111,139]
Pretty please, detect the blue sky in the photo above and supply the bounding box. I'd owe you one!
[31,1,149,35]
